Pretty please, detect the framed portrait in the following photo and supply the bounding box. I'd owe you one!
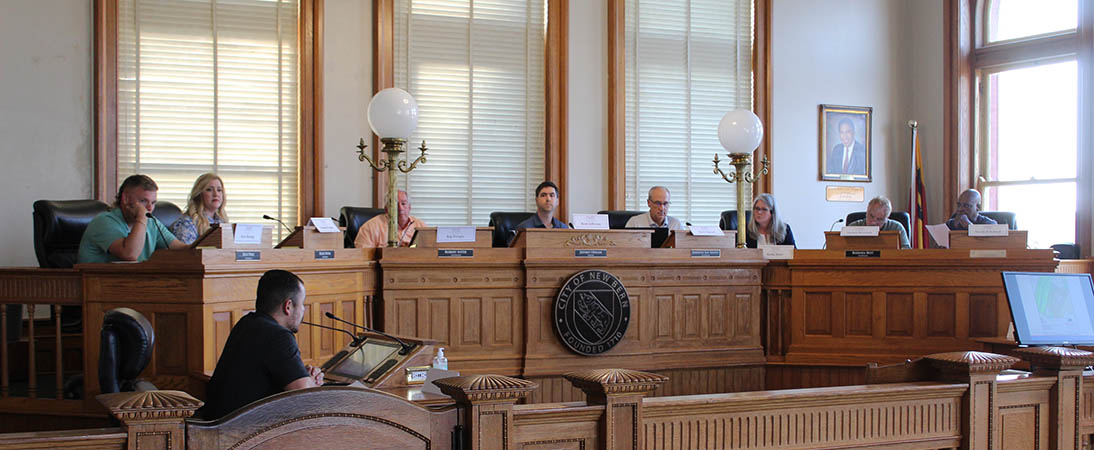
[819,104,872,182]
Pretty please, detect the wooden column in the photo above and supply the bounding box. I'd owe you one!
[1015,346,1094,450]
[96,390,203,450]
[435,374,537,450]
[925,351,1020,450]
[564,368,667,450]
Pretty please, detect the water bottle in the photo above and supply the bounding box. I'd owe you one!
[432,347,448,370]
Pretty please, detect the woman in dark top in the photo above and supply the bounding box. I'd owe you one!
[746,193,795,248]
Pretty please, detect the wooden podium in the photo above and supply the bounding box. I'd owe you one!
[949,230,1028,249]
[190,223,275,249]
[824,230,902,250]
[661,230,736,249]
[275,226,344,249]
[410,227,493,248]
[509,228,652,248]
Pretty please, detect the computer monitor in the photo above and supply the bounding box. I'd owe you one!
[323,338,401,381]
[1002,271,1094,345]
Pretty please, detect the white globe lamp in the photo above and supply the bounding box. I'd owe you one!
[717,109,764,154]
[367,88,419,138]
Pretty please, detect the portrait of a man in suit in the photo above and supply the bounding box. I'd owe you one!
[820,105,871,181]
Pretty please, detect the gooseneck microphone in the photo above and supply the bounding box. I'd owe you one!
[262,214,294,234]
[325,312,414,355]
[302,320,363,346]
[829,218,844,231]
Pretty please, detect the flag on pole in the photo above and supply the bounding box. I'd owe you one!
[909,122,929,248]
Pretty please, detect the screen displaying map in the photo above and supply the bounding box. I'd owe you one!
[1003,272,1094,345]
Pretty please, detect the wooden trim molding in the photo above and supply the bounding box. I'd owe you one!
[943,0,977,209]
[92,0,323,217]
[371,0,568,216]
[606,0,773,209]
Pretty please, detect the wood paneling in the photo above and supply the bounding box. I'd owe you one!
[764,364,866,390]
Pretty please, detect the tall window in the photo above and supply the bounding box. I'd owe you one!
[622,0,754,225]
[115,0,301,235]
[393,0,546,226]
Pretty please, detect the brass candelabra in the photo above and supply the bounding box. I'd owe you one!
[713,152,770,248]
[355,138,428,247]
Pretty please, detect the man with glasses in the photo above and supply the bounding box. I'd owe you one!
[847,196,911,249]
[946,189,996,230]
[625,186,685,230]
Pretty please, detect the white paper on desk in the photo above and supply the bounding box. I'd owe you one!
[689,225,723,236]
[571,213,609,230]
[762,245,794,260]
[437,226,476,243]
[308,217,341,233]
[840,226,879,237]
[969,223,1009,237]
[234,223,264,244]
[926,223,950,248]
[421,368,460,395]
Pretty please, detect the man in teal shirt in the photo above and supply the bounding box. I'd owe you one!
[78,175,188,263]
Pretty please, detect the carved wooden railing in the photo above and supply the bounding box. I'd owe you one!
[1,348,1092,449]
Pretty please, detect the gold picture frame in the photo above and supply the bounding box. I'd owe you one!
[819,104,872,182]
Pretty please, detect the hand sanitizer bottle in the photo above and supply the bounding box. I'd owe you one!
[432,347,448,370]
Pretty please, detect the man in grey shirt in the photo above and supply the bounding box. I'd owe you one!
[625,186,686,230]
[847,196,910,249]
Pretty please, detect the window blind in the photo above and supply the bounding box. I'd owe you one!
[393,0,546,226]
[117,0,299,237]
[623,0,753,226]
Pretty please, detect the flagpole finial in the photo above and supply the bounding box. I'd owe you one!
[908,120,918,128]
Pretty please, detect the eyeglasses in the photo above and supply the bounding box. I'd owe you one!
[753,207,770,212]
[955,201,976,209]
[650,201,670,207]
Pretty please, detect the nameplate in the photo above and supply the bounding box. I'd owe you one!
[840,226,880,237]
[968,224,1009,237]
[437,226,477,243]
[234,223,265,244]
[438,249,474,258]
[970,249,1007,258]
[762,245,795,260]
[574,249,608,258]
[571,214,609,230]
[308,217,341,233]
[235,250,261,261]
[314,250,335,260]
[845,250,881,258]
[688,225,722,236]
[690,249,721,258]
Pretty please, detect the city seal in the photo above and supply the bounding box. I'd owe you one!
[553,269,630,355]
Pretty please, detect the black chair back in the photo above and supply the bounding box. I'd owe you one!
[99,307,155,394]
[1051,243,1081,260]
[596,210,645,229]
[719,210,752,231]
[338,207,386,248]
[151,200,183,229]
[844,211,912,236]
[979,211,1017,230]
[33,199,110,269]
[488,212,535,247]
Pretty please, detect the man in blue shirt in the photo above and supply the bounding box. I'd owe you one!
[946,189,997,230]
[77,174,188,263]
[516,181,569,230]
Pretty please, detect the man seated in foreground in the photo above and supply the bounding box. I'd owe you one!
[625,186,685,230]
[201,269,324,420]
[946,188,997,230]
[77,174,188,263]
[516,181,569,230]
[847,196,911,249]
[355,190,426,248]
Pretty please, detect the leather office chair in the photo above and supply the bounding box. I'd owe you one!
[31,199,110,335]
[1051,243,1081,260]
[151,200,182,228]
[979,211,1017,230]
[596,210,645,229]
[719,210,752,231]
[99,307,157,394]
[338,207,386,248]
[488,212,535,247]
[844,211,912,236]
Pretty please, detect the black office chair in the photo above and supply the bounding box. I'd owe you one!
[488,212,535,247]
[719,210,752,231]
[99,307,157,394]
[979,211,1017,230]
[30,199,110,336]
[844,211,912,236]
[151,200,183,228]
[1051,244,1081,260]
[338,207,386,248]
[597,210,645,229]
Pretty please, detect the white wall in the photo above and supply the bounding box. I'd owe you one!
[566,0,608,217]
[0,1,93,266]
[909,0,947,224]
[771,0,942,248]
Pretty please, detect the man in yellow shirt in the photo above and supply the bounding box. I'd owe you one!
[354,190,426,247]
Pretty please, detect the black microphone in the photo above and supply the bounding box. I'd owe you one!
[829,218,844,231]
[325,312,413,355]
[302,320,363,346]
[145,212,154,219]
[262,214,294,234]
[568,222,575,228]
[685,222,692,227]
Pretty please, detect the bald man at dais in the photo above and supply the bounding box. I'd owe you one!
[946,189,997,230]
[625,186,685,230]
[355,190,426,248]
